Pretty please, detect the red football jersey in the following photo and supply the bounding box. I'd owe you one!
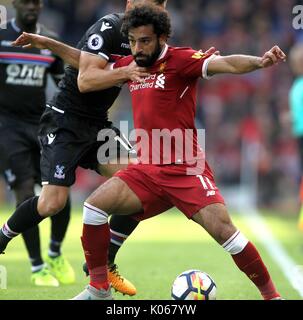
[114,45,214,165]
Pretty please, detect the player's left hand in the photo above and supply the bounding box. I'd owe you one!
[261,46,286,68]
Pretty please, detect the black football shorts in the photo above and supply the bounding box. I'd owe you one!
[0,115,41,188]
[39,107,134,187]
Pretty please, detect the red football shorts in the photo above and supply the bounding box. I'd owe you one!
[114,162,225,221]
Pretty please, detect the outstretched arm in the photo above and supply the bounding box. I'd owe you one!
[207,45,286,76]
[77,51,149,93]
[78,46,220,93]
[13,32,81,69]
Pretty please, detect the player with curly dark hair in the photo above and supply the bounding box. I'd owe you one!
[73,3,285,300]
[122,4,171,39]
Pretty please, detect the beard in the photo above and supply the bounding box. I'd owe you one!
[134,41,162,67]
[20,12,39,28]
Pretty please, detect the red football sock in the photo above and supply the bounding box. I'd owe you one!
[90,266,109,290]
[232,241,280,300]
[81,223,110,290]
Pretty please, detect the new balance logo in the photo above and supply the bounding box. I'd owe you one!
[100,22,112,32]
[155,74,166,89]
[206,190,216,197]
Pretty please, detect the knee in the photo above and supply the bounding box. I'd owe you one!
[209,212,237,244]
[38,194,67,217]
[215,222,237,244]
[193,204,237,245]
[85,177,123,214]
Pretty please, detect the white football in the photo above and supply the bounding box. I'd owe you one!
[171,269,216,300]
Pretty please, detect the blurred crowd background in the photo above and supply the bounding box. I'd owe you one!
[1,0,303,212]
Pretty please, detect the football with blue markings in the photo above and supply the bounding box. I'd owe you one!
[171,270,216,300]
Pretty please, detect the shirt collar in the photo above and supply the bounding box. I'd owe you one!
[157,44,169,61]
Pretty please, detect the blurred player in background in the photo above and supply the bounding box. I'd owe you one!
[0,0,168,296]
[73,4,286,300]
[0,0,75,286]
[289,43,303,231]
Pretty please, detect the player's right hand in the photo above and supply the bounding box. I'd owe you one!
[260,45,286,68]
[201,47,220,56]
[12,32,48,50]
[123,61,149,83]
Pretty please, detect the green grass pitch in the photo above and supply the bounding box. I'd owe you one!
[0,206,302,300]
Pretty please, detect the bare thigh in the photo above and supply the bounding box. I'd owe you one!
[86,177,143,215]
[192,203,237,245]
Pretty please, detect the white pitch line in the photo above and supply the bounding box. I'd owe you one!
[239,208,303,298]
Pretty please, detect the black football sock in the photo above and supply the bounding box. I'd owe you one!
[108,242,121,266]
[49,197,71,257]
[0,196,44,252]
[15,192,43,271]
[21,226,43,270]
[108,215,139,265]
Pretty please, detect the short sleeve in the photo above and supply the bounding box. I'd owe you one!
[81,18,118,61]
[176,49,215,79]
